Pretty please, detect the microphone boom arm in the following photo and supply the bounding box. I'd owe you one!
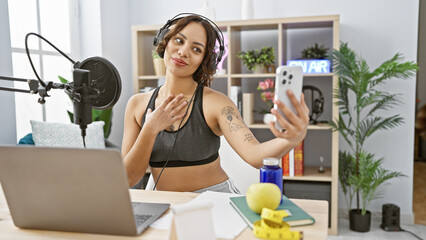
[0,75,66,104]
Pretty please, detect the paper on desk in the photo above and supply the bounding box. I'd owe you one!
[150,191,247,239]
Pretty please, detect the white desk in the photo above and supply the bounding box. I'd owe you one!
[0,186,329,239]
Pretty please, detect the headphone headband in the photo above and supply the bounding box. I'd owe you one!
[153,13,225,67]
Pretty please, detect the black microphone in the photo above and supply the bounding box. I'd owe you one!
[66,57,122,147]
[70,69,93,144]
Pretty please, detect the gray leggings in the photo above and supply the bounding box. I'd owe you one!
[193,178,241,194]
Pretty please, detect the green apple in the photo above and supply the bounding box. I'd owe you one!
[246,183,281,214]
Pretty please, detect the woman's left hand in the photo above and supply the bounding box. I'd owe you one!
[268,90,310,147]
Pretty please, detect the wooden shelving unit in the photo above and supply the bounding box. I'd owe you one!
[132,15,339,235]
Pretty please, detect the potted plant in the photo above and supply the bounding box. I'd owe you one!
[152,50,166,76]
[256,78,275,123]
[237,46,275,73]
[59,76,113,139]
[329,42,417,232]
[301,42,329,59]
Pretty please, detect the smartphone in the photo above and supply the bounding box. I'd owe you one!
[274,65,304,130]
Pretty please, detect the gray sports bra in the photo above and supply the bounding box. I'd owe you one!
[142,85,220,168]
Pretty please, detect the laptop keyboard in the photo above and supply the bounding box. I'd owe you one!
[135,214,153,227]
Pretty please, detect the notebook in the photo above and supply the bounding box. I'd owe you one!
[0,145,170,236]
[229,195,315,228]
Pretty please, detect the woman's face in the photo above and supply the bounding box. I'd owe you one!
[163,21,207,79]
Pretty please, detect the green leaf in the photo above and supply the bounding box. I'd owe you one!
[358,115,404,145]
[58,75,69,84]
[91,108,113,138]
[67,110,74,123]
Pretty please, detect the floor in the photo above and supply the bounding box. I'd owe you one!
[328,216,426,240]
[328,161,426,239]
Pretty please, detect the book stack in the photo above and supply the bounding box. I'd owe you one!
[229,195,315,228]
[282,141,304,177]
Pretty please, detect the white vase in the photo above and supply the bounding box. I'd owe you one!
[241,0,253,20]
[197,0,216,20]
[263,113,275,125]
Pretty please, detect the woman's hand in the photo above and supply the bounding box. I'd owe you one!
[144,94,188,134]
[268,90,310,147]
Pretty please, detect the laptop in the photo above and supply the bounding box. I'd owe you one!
[0,145,170,236]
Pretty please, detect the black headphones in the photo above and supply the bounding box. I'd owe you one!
[302,85,324,124]
[153,13,225,72]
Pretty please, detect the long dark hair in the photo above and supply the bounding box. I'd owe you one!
[156,15,218,86]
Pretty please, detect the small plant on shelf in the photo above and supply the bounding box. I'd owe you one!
[152,49,166,76]
[237,46,275,72]
[257,78,275,114]
[301,42,329,59]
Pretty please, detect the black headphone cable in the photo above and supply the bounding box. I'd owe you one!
[152,83,201,190]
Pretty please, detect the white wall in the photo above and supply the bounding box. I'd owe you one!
[79,0,102,58]
[98,1,132,147]
[77,0,132,147]
[0,0,17,145]
[418,1,426,108]
[126,0,418,221]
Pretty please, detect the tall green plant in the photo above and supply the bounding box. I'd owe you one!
[58,76,113,139]
[329,42,417,215]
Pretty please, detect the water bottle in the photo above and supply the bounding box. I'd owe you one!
[260,158,283,203]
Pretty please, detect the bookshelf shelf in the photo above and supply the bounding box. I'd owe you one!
[229,73,333,79]
[283,166,332,182]
[231,73,276,78]
[304,73,334,77]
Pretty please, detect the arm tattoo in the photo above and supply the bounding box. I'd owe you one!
[244,133,255,142]
[221,106,244,132]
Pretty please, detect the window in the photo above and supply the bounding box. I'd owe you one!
[8,0,80,141]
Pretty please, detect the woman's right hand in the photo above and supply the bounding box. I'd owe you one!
[144,94,188,134]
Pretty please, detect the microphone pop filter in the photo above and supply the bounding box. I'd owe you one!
[76,57,122,110]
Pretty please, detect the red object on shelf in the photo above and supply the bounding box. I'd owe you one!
[282,152,289,176]
[294,141,304,176]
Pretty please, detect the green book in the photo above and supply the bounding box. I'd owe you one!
[229,195,315,228]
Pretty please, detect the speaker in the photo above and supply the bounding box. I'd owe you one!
[380,203,401,231]
[302,85,324,124]
[153,13,225,72]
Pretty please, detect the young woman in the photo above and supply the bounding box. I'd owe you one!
[121,14,310,193]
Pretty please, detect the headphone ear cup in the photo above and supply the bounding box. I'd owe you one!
[158,49,165,58]
[210,51,218,72]
[313,99,320,114]
[313,98,324,114]
[154,28,170,58]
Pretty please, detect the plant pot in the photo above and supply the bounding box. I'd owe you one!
[263,113,274,124]
[153,58,166,76]
[349,209,371,232]
[265,64,276,73]
[252,64,265,74]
